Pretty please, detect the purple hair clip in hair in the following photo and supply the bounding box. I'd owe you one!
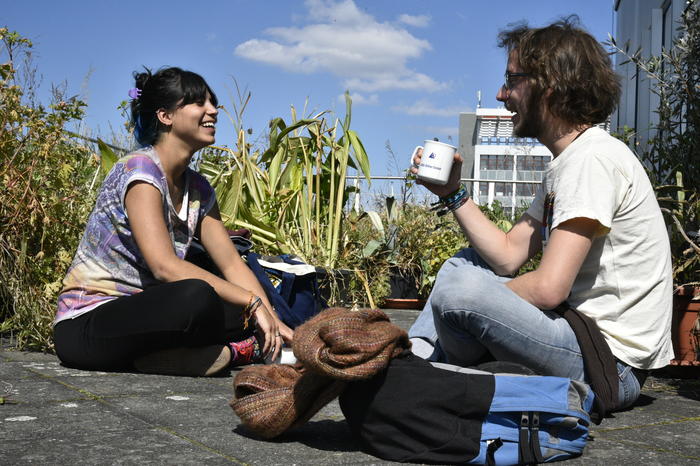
[128,88,142,99]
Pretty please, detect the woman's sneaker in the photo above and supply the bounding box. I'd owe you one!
[229,336,262,367]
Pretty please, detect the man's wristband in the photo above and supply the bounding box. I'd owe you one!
[431,183,470,216]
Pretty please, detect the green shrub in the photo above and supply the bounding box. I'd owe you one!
[339,193,540,305]
[0,28,97,351]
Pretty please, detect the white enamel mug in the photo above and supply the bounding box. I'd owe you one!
[410,139,457,186]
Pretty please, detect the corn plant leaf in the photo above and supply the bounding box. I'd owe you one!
[346,129,371,181]
[386,196,399,224]
[343,91,352,131]
[366,211,385,237]
[97,138,118,178]
[262,118,319,163]
[268,144,285,192]
[362,239,383,258]
[214,170,243,227]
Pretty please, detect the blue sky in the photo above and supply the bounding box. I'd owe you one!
[4,0,616,177]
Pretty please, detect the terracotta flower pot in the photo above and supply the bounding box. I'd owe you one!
[383,298,427,310]
[670,285,700,366]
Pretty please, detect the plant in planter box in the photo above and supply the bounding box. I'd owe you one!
[340,210,391,308]
[609,0,700,363]
[362,196,414,300]
[198,90,371,306]
[343,197,460,307]
[199,90,370,268]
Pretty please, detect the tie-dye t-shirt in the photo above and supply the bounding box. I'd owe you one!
[55,146,216,324]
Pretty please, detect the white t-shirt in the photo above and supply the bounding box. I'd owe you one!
[526,127,674,370]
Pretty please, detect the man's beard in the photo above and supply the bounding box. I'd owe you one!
[512,92,544,139]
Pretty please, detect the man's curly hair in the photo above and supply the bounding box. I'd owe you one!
[498,15,620,127]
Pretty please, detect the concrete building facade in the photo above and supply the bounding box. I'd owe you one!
[459,108,552,215]
[612,0,687,150]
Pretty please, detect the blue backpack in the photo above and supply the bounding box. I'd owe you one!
[340,354,594,465]
[244,252,327,329]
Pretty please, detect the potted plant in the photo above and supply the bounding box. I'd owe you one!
[357,196,420,308]
[660,176,700,366]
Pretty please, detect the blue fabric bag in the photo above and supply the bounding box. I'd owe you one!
[245,252,327,329]
[340,354,594,465]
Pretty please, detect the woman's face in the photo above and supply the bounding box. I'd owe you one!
[166,92,218,150]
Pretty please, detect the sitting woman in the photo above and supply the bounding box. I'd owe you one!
[54,67,292,376]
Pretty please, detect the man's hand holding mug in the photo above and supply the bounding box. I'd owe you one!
[410,140,463,198]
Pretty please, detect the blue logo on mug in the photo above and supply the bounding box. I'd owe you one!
[428,152,436,159]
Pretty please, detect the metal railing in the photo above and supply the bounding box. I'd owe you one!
[65,132,541,215]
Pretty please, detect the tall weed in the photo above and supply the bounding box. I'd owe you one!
[0,29,97,351]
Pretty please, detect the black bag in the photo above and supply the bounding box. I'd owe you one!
[339,354,594,465]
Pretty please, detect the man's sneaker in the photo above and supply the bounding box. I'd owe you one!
[229,336,262,367]
[134,345,231,376]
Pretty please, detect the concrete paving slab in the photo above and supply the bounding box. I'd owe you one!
[2,308,700,465]
[2,429,236,465]
[0,364,85,404]
[0,399,151,441]
[44,370,233,399]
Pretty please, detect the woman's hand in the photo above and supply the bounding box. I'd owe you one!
[276,319,294,345]
[253,304,282,362]
[411,147,464,198]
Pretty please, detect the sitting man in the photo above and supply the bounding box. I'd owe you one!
[408,17,673,411]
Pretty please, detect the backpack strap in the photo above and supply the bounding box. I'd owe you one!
[557,304,619,422]
[518,412,546,465]
[529,412,545,464]
[244,252,296,326]
[485,438,503,466]
[518,413,535,465]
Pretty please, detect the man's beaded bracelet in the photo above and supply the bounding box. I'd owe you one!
[430,183,470,216]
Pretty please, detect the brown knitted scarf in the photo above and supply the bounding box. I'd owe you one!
[230,307,410,439]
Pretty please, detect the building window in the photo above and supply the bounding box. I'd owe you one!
[494,182,513,196]
[516,183,538,197]
[662,1,673,52]
[481,154,514,170]
[516,155,548,171]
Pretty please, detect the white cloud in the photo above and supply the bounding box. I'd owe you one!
[234,0,445,93]
[339,92,379,105]
[397,14,430,28]
[423,126,458,138]
[392,99,471,117]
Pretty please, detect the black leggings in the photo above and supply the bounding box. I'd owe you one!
[54,279,253,371]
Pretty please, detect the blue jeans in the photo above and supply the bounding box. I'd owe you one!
[408,248,641,411]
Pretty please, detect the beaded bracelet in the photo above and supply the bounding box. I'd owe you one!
[242,295,262,329]
[441,184,467,204]
[430,183,470,216]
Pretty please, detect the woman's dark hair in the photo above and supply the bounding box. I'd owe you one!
[130,67,218,146]
[498,15,620,126]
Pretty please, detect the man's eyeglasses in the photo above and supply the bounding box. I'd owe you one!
[504,71,530,90]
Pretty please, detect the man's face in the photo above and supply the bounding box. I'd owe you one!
[496,51,543,138]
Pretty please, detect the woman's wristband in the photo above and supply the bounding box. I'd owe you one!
[243,295,262,329]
